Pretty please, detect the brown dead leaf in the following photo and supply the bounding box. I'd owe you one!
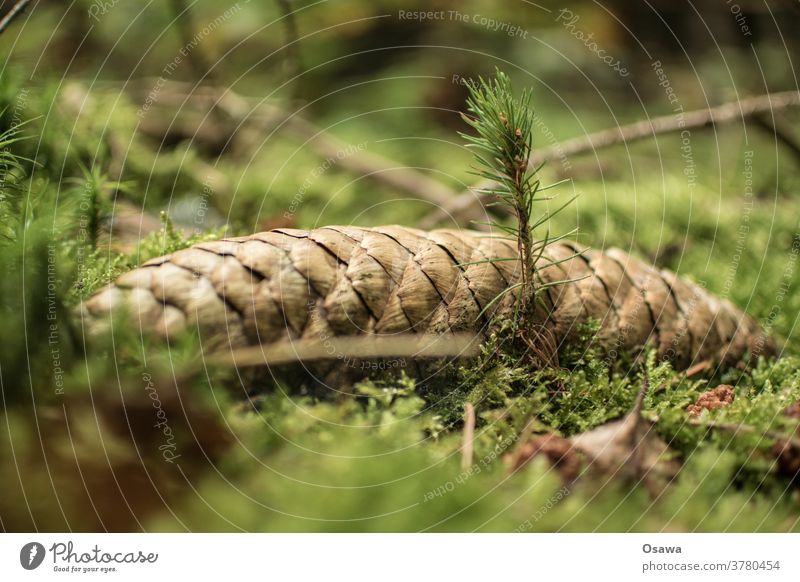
[508,434,581,482]
[568,378,680,496]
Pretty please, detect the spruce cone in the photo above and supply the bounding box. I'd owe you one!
[82,226,776,370]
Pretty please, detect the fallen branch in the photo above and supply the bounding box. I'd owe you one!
[207,333,482,368]
[128,80,462,210]
[420,91,800,229]
[0,0,32,35]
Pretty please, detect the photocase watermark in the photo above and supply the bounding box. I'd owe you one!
[20,542,46,571]
[195,174,215,228]
[556,9,629,77]
[87,0,120,22]
[303,297,407,370]
[448,10,528,39]
[651,60,681,110]
[341,356,407,372]
[663,280,708,363]
[720,150,754,300]
[514,486,570,532]
[757,222,800,347]
[142,372,181,464]
[0,87,29,191]
[19,540,159,573]
[651,60,697,192]
[47,243,65,395]
[284,141,368,219]
[73,175,97,292]
[138,2,247,118]
[725,0,753,37]
[601,289,648,369]
[679,129,697,191]
[397,10,528,38]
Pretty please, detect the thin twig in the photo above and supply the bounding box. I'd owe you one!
[685,360,711,378]
[461,402,475,470]
[0,0,32,35]
[421,91,800,229]
[207,333,481,368]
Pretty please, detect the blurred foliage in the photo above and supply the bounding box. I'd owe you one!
[1,0,800,531]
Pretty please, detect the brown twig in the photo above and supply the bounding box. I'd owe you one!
[0,0,32,35]
[461,402,475,470]
[685,360,711,378]
[208,334,482,368]
[421,91,800,229]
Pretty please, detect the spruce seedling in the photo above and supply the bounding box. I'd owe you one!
[459,70,578,338]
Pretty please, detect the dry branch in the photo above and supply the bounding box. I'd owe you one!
[83,225,775,372]
[421,91,800,229]
[0,0,31,35]
[129,81,462,209]
[208,333,480,367]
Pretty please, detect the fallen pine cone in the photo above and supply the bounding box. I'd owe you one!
[687,385,735,416]
[82,226,776,370]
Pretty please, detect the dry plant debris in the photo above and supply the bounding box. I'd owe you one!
[686,385,735,416]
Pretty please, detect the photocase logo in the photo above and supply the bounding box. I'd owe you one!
[20,542,46,570]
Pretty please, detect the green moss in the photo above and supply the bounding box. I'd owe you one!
[2,39,800,531]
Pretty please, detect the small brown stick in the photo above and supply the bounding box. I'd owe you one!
[685,360,711,378]
[0,0,32,35]
[461,402,476,470]
[207,333,482,368]
[421,91,800,228]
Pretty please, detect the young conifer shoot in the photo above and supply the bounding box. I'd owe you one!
[459,70,577,348]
